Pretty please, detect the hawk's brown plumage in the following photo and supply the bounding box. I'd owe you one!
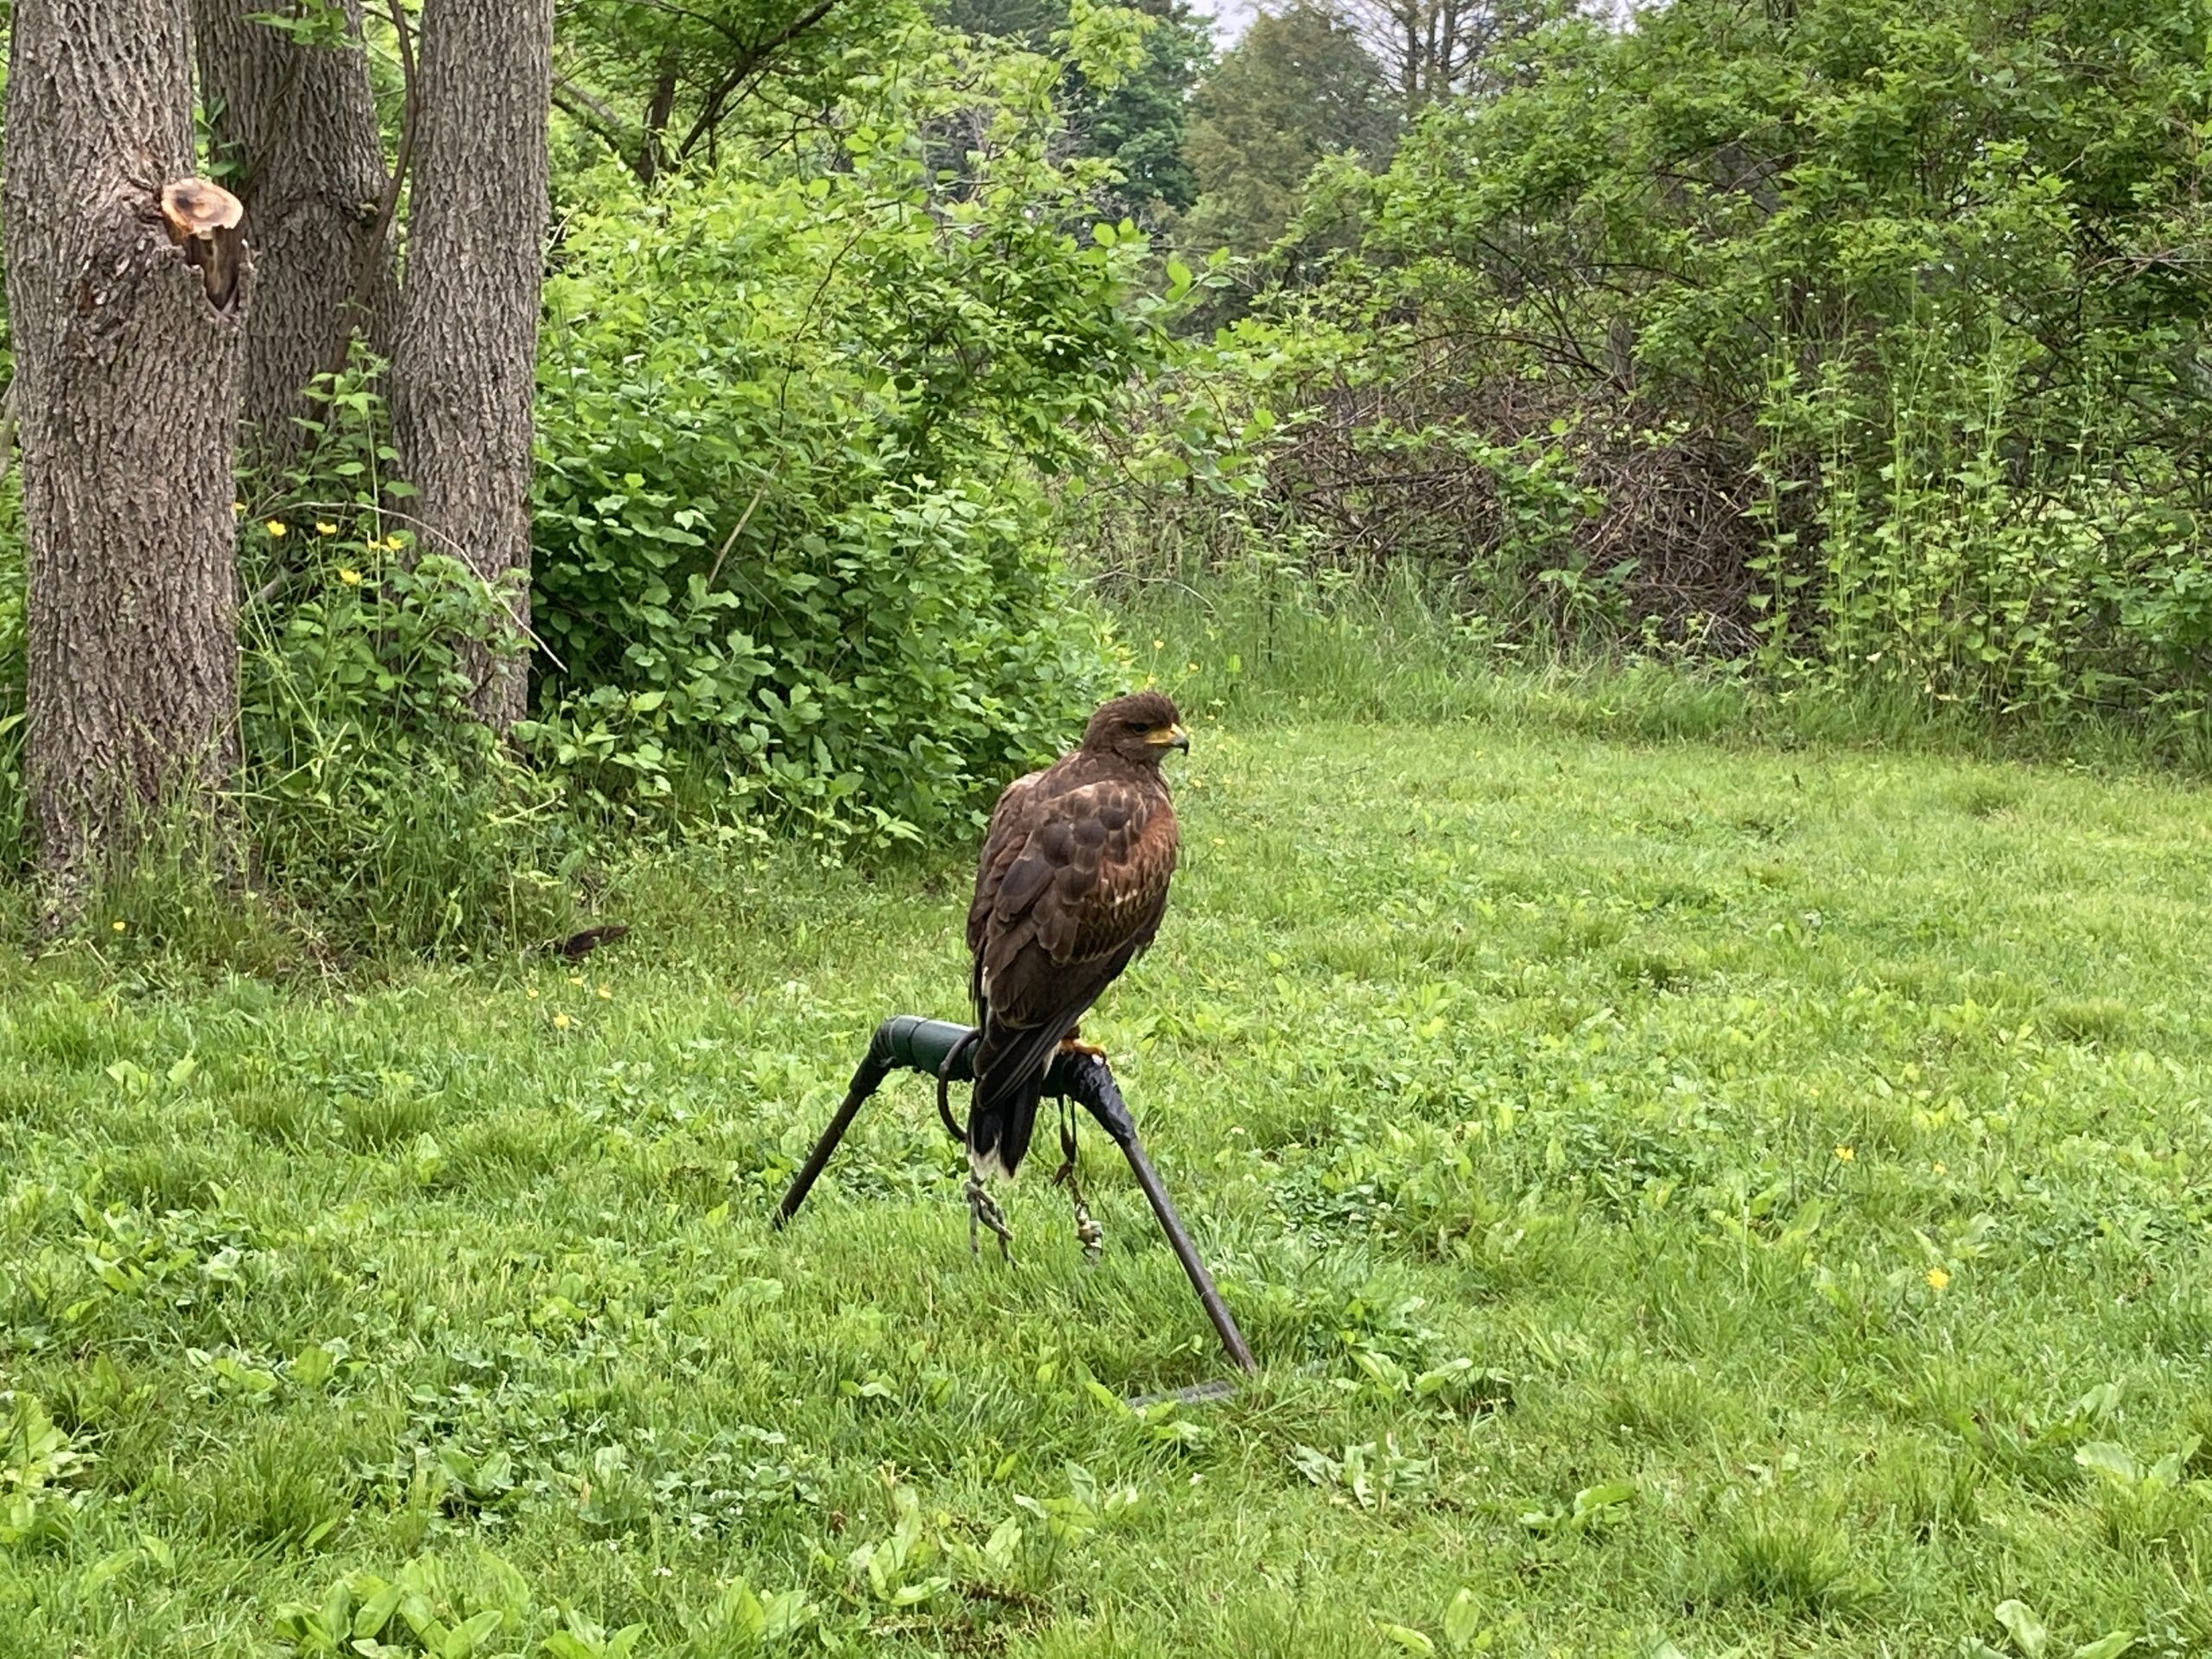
[965,691,1186,1179]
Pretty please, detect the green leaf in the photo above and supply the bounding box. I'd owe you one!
[2073,1443,2140,1484]
[1996,1599,2049,1658]
[1573,1482,1636,1515]
[1442,1587,1481,1651]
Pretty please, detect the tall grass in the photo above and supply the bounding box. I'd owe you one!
[1103,559,2212,773]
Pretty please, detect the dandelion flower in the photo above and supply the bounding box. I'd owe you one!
[338,569,363,587]
[554,1012,572,1030]
[1926,1267,1950,1292]
[315,522,339,537]
[1834,1145,1855,1163]
[264,519,288,538]
[525,987,539,1001]
[1151,639,1163,651]
[1932,1160,1948,1176]
[111,919,126,932]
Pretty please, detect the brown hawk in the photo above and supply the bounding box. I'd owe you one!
[961,691,1186,1249]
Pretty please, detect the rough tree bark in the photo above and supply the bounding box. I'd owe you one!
[197,0,391,475]
[390,0,553,734]
[3,0,254,889]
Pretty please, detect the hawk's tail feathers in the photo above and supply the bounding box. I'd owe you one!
[966,1013,1063,1182]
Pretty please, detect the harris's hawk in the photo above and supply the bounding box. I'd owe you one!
[961,691,1187,1248]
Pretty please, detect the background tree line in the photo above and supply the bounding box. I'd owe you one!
[1112,0,2212,729]
[0,0,2202,954]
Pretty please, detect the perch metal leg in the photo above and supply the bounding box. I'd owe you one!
[1114,1128,1257,1375]
[774,1050,890,1229]
[777,1017,978,1230]
[1058,1054,1258,1376]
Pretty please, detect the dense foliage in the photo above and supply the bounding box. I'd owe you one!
[1121,0,2212,725]
[3,0,2211,949]
[938,0,1211,222]
[528,23,1178,842]
[550,0,918,183]
[1179,3,1398,258]
[236,363,575,956]
[0,5,1174,935]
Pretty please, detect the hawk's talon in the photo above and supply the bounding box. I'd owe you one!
[1052,1103,1103,1266]
[1073,1195,1103,1267]
[1057,1036,1108,1059]
[965,1171,1016,1264]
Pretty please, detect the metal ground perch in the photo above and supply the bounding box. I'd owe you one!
[774,1015,1257,1377]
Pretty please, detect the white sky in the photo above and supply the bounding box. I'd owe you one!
[1186,0,1258,44]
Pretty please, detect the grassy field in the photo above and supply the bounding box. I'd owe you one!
[7,719,2212,1656]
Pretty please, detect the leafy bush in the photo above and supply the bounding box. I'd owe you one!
[234,360,575,956]
[529,23,1178,842]
[1107,0,2212,726]
[0,362,569,956]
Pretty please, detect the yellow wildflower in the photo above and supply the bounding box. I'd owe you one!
[568,974,583,986]
[338,569,363,587]
[553,1012,572,1030]
[1151,638,1164,651]
[1926,1267,1951,1292]
[264,519,287,538]
[597,985,612,1001]
[232,501,246,517]
[525,987,539,1000]
[1932,1160,1948,1176]
[1834,1145,1855,1163]
[385,534,406,551]
[111,920,126,932]
[315,522,338,537]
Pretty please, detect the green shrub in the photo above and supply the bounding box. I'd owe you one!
[528,25,1178,843]
[1103,0,2212,728]
[232,359,575,958]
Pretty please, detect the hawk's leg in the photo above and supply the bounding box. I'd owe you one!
[966,1170,1016,1264]
[1051,1102,1103,1266]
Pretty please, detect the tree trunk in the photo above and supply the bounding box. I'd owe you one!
[4,0,252,890]
[637,50,679,188]
[196,0,391,476]
[390,0,552,734]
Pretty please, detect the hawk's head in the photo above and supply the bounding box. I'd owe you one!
[1082,690,1189,767]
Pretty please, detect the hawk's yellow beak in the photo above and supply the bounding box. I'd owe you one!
[1147,723,1191,752]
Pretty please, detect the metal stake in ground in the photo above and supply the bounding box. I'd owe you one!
[774,1015,1257,1378]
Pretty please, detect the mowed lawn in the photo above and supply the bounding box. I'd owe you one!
[9,721,2212,1656]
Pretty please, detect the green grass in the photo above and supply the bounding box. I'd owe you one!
[1107,564,2212,776]
[8,719,2212,1656]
